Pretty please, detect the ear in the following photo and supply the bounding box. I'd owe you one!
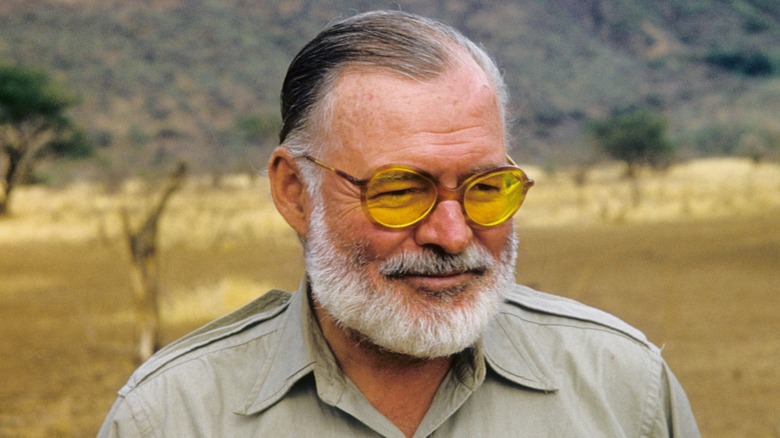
[268,147,309,237]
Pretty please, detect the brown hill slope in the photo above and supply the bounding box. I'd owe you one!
[1,0,778,178]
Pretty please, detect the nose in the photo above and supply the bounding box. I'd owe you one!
[413,199,473,254]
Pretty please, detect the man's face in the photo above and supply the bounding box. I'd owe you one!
[303,59,517,357]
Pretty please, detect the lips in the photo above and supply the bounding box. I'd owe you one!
[385,268,486,297]
[385,267,485,278]
[377,245,493,294]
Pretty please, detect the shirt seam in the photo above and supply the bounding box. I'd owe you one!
[505,286,651,348]
[124,393,157,438]
[638,353,664,437]
[501,311,653,349]
[125,291,292,392]
[130,328,280,395]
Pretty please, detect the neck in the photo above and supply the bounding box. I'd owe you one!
[313,299,452,437]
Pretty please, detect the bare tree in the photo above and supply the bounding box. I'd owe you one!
[121,162,188,362]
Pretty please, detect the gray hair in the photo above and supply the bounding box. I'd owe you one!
[279,10,510,186]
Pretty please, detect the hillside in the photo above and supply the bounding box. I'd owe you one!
[1,0,779,180]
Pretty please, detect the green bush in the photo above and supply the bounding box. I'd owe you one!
[704,50,774,76]
[587,108,674,177]
[0,64,93,213]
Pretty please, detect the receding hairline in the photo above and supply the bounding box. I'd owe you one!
[296,42,504,153]
[279,11,509,148]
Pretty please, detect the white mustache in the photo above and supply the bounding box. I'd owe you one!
[379,246,494,277]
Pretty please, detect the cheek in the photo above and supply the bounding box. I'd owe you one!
[325,209,413,265]
[313,180,368,236]
[475,223,514,259]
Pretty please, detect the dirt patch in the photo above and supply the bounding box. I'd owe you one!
[1,212,778,436]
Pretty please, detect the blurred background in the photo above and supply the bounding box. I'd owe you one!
[1,0,778,436]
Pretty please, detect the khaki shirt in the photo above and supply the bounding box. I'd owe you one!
[99,282,699,437]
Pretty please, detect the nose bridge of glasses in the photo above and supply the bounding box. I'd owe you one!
[434,182,467,203]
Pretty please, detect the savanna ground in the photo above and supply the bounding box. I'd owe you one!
[1,157,779,437]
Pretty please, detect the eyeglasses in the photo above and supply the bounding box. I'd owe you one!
[301,154,534,229]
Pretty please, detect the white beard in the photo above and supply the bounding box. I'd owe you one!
[305,201,518,359]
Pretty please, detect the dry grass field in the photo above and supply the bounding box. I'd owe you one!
[1,157,779,437]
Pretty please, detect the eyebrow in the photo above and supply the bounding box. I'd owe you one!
[451,155,516,184]
[302,154,516,186]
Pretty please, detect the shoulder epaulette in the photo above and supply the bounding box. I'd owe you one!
[122,289,293,393]
[503,284,654,350]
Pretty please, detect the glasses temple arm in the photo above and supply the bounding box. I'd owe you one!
[301,155,366,186]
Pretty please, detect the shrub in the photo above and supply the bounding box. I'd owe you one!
[587,108,674,177]
[704,50,774,76]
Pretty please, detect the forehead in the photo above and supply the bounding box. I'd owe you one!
[323,59,506,173]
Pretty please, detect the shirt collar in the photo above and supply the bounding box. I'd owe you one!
[235,280,316,415]
[482,310,559,392]
[236,281,558,415]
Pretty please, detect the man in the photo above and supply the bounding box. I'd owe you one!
[100,10,699,437]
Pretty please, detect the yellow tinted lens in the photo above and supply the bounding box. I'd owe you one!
[464,170,527,226]
[365,169,436,227]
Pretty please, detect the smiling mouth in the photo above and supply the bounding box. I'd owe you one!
[384,267,486,279]
[389,271,483,298]
[384,269,486,296]
[378,247,492,285]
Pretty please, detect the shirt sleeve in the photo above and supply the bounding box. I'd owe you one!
[648,361,700,437]
[97,396,149,438]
